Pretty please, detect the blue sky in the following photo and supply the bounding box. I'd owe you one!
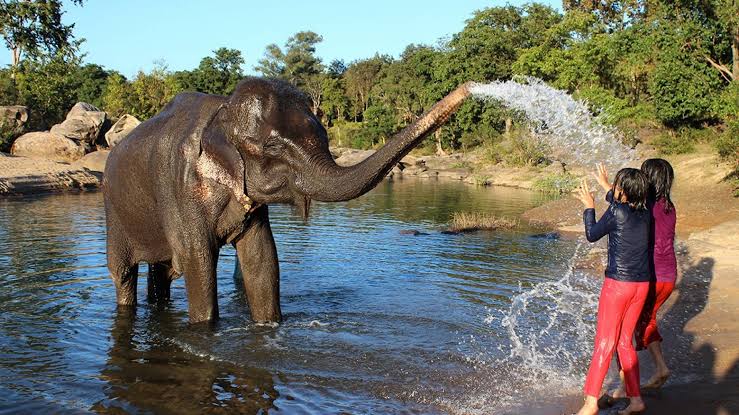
[1,0,561,78]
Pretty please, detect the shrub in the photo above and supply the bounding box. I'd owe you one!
[652,131,695,155]
[533,172,580,193]
[448,212,518,232]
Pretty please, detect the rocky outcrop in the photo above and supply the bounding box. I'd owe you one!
[105,114,140,147]
[71,150,109,173]
[0,106,29,131]
[10,131,86,163]
[50,102,107,147]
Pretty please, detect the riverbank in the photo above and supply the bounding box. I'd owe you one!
[0,152,105,195]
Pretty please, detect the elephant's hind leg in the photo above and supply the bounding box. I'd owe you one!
[147,262,173,304]
[233,205,282,324]
[108,257,139,306]
[106,218,139,306]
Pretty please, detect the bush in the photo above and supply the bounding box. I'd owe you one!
[652,131,695,155]
[448,211,518,232]
[533,172,580,193]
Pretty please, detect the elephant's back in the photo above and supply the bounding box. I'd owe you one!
[104,93,226,188]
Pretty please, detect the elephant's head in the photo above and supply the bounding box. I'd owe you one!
[215,77,471,214]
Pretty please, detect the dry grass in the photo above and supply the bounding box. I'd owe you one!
[448,212,518,233]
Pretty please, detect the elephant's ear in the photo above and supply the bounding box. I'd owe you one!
[197,104,254,211]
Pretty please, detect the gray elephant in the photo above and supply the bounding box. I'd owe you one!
[103,77,471,323]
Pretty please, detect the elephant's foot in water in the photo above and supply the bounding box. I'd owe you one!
[147,262,173,304]
[111,262,139,307]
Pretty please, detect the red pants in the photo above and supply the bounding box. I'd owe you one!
[584,278,648,398]
[634,281,675,350]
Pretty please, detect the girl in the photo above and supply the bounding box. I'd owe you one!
[636,158,677,388]
[603,159,677,400]
[574,168,651,415]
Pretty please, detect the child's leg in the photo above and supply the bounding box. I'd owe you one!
[583,278,630,397]
[616,281,649,397]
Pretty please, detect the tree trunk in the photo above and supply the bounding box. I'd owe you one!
[733,27,739,81]
[435,129,447,156]
[505,117,513,138]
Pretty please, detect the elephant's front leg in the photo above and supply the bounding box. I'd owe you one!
[233,205,282,323]
[181,242,220,323]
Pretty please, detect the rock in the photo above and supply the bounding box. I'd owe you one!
[105,114,141,147]
[437,168,470,180]
[399,229,428,236]
[334,149,376,166]
[71,150,110,173]
[0,106,29,131]
[50,102,106,144]
[10,131,86,163]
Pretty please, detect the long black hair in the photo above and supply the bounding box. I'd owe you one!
[641,158,674,213]
[613,168,649,211]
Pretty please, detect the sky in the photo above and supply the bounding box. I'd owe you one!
[1,0,561,78]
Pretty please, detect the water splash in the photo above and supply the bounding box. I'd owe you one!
[470,77,635,169]
[440,242,603,413]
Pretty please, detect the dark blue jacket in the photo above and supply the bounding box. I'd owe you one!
[582,190,650,282]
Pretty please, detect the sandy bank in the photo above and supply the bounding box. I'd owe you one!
[0,152,105,195]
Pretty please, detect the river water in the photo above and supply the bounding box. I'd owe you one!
[0,179,602,414]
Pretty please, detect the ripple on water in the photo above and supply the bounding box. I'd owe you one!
[0,182,596,414]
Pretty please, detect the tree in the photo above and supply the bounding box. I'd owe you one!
[255,31,325,113]
[73,63,110,108]
[0,0,84,77]
[343,55,391,120]
[12,44,83,128]
[102,72,132,118]
[128,63,181,119]
[175,48,244,95]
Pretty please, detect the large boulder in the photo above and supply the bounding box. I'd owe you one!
[105,114,140,147]
[10,131,86,163]
[71,150,110,173]
[0,106,29,131]
[50,102,106,145]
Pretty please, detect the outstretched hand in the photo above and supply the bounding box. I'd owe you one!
[576,179,595,209]
[592,163,611,192]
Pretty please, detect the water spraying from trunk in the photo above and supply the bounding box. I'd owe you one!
[469,77,634,169]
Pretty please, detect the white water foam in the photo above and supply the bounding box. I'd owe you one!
[470,77,635,169]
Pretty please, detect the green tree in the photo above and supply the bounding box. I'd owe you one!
[128,63,181,119]
[0,0,84,81]
[175,47,244,95]
[343,55,391,120]
[101,72,132,118]
[12,44,82,129]
[73,63,110,108]
[255,31,325,113]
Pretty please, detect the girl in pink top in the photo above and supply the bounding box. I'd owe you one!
[635,158,677,389]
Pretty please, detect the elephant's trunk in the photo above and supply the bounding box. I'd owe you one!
[298,82,473,202]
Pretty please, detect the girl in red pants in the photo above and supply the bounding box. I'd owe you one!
[574,168,651,415]
[606,159,677,399]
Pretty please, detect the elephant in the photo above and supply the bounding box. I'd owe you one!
[103,77,472,324]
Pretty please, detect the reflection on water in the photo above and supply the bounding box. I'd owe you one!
[0,179,595,414]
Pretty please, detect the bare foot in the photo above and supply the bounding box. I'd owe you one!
[574,397,599,415]
[643,370,670,389]
[610,387,627,399]
[617,398,646,415]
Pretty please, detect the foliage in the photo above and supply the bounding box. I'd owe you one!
[1,0,738,165]
[652,131,696,155]
[533,172,580,193]
[174,48,244,95]
[448,211,518,232]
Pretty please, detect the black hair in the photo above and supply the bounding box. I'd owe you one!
[641,158,674,213]
[613,168,649,210]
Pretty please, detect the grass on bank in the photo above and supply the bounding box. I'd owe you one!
[448,212,518,233]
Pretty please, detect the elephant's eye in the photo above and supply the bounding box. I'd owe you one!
[263,138,285,157]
